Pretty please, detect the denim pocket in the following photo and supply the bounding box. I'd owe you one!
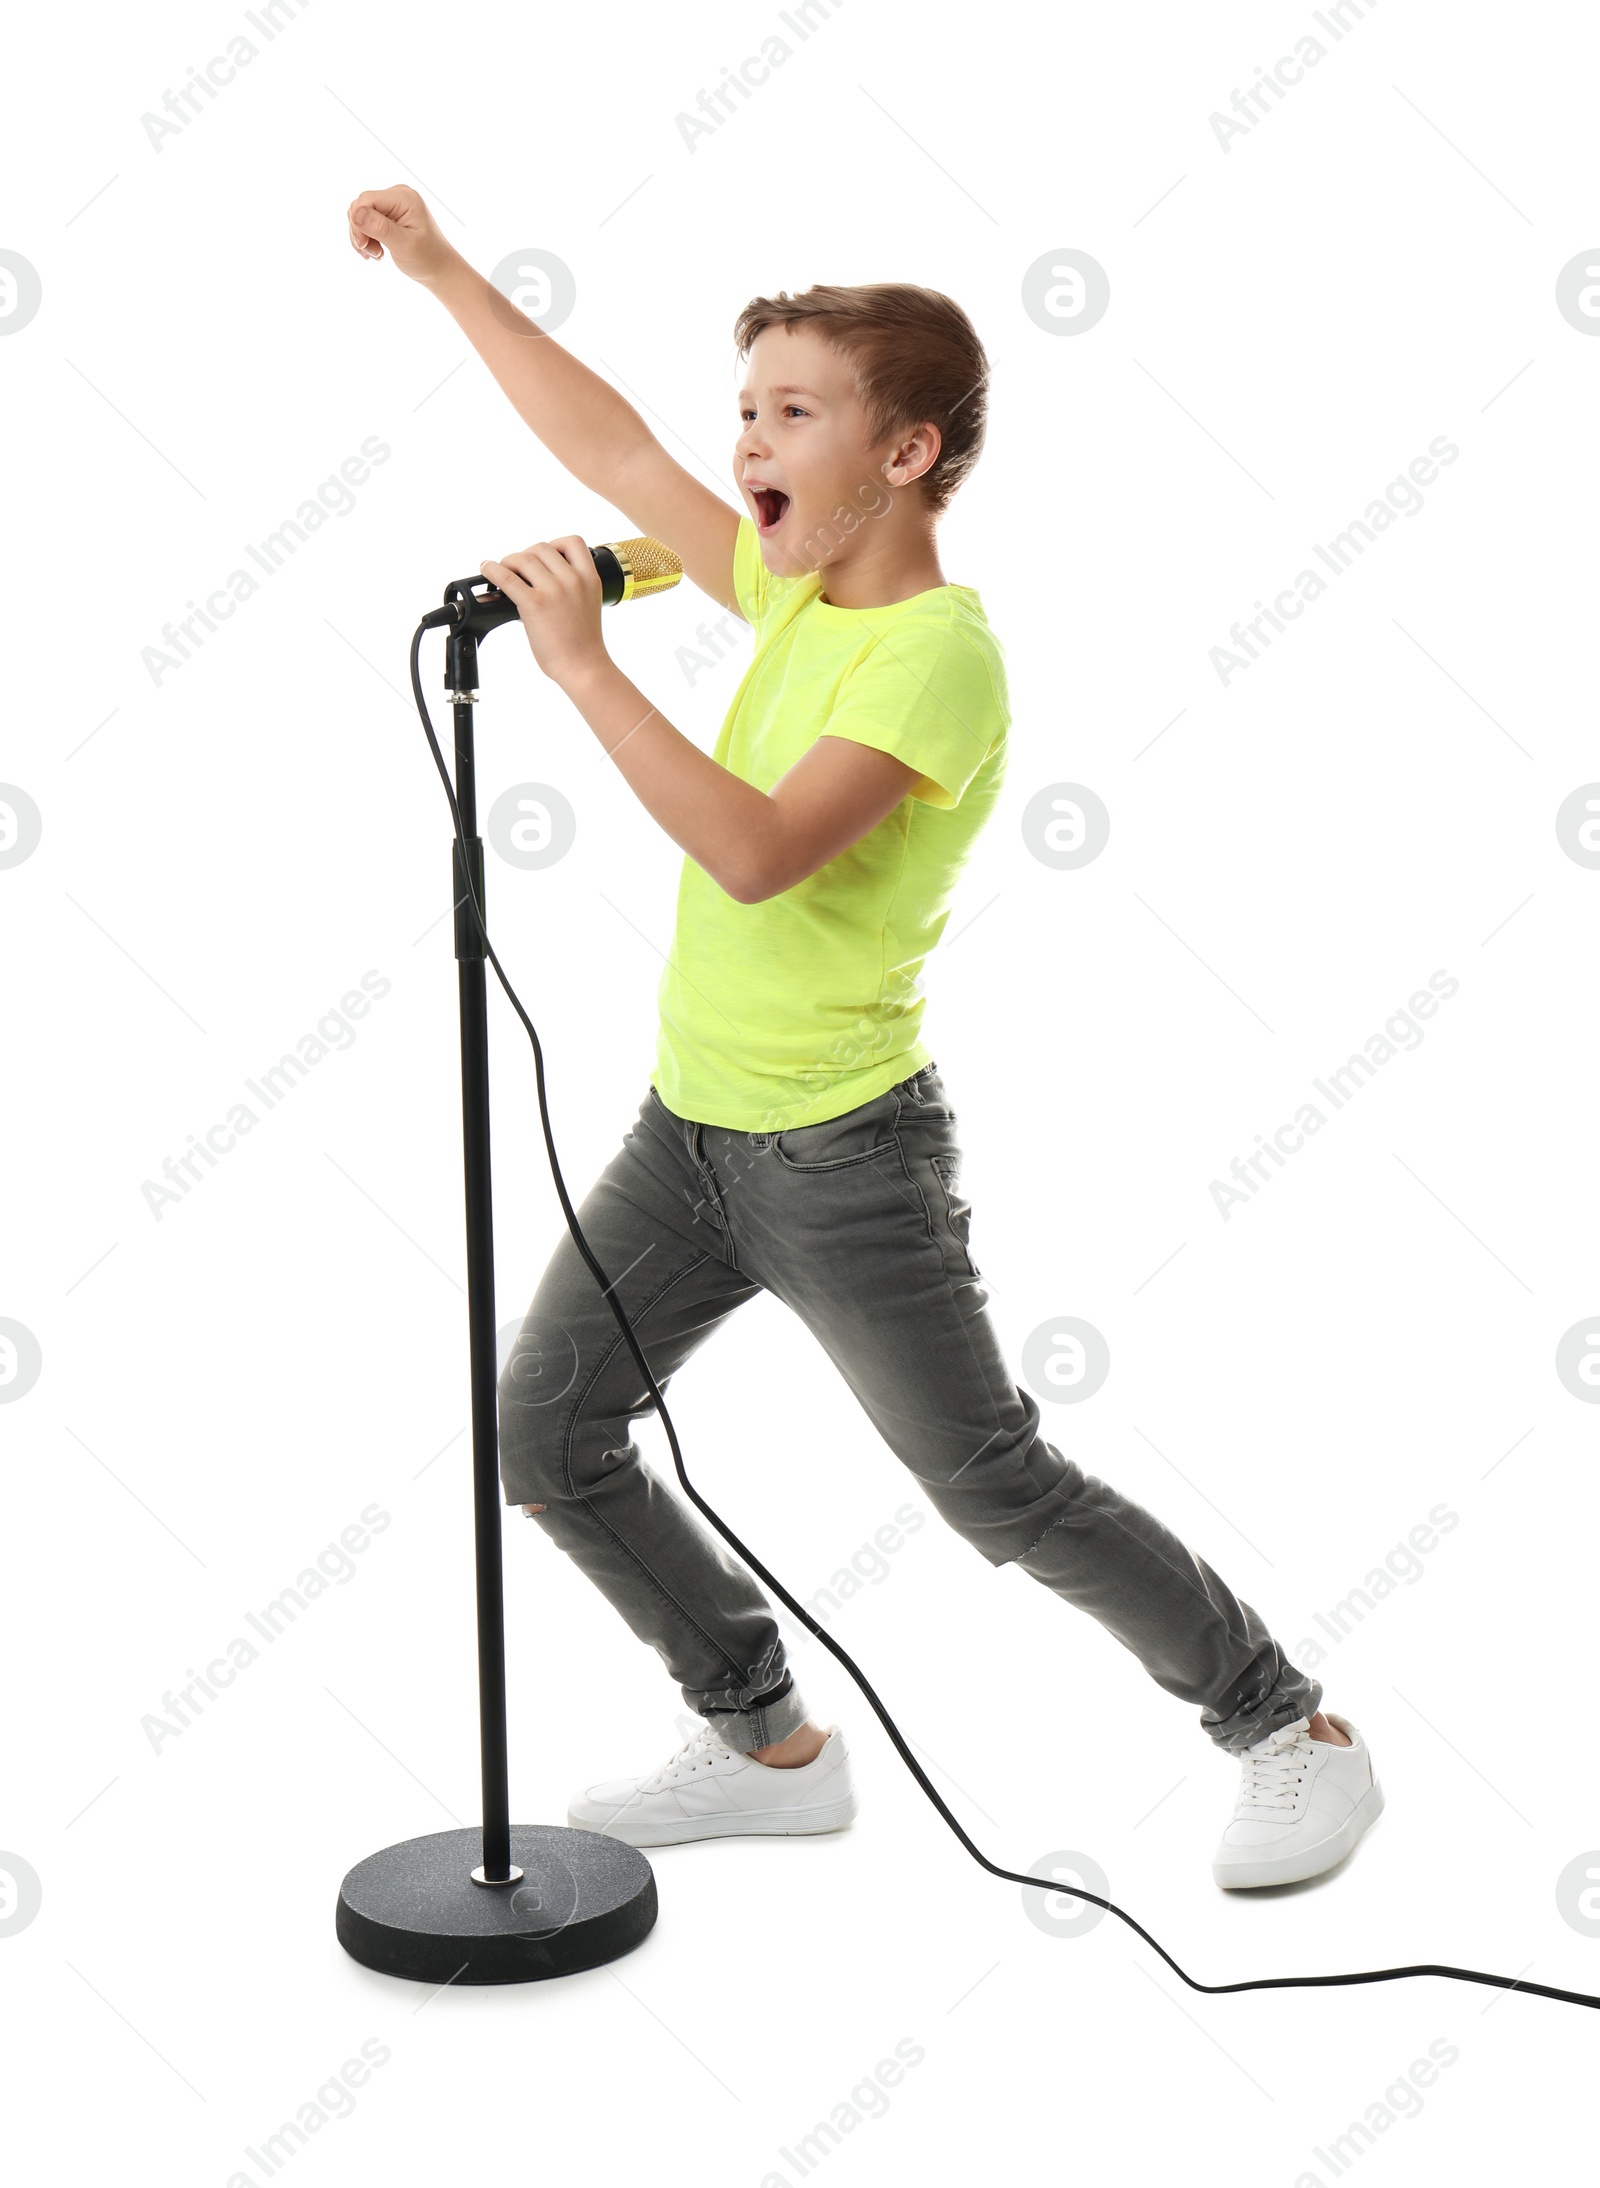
[771,1091,901,1172]
[930,1149,981,1277]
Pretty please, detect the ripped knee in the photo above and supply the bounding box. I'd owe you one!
[522,1503,546,1515]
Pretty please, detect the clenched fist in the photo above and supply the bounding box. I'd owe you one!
[346,185,457,287]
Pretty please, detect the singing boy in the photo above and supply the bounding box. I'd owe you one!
[346,184,1383,1889]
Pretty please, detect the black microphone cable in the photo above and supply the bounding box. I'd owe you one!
[407,616,1600,2016]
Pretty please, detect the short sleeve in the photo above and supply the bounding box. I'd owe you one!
[819,623,1006,809]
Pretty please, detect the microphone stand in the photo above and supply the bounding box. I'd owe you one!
[335,582,658,1984]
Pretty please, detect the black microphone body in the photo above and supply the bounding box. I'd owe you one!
[419,537,681,633]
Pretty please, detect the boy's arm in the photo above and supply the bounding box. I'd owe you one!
[348,186,742,613]
[606,439,743,619]
[481,540,920,904]
[565,654,921,905]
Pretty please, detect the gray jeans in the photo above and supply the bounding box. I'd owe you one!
[497,1062,1320,1757]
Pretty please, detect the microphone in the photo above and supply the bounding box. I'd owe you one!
[420,536,682,632]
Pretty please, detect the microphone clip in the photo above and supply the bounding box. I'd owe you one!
[419,578,522,699]
[419,575,522,636]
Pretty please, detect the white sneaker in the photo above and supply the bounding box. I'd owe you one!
[568,1721,858,1848]
[1212,1713,1384,1889]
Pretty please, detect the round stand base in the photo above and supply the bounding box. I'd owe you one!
[336,1825,657,1985]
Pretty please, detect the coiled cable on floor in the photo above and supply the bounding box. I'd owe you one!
[409,620,1599,2015]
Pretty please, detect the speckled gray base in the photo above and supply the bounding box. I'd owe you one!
[336,1825,657,1985]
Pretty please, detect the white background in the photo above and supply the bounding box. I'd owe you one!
[4,1,1598,2180]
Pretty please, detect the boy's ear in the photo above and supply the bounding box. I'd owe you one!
[883,421,942,489]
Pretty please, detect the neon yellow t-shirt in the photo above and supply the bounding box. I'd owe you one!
[650,515,1009,1134]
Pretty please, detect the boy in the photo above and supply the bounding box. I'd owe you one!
[346,184,1383,1890]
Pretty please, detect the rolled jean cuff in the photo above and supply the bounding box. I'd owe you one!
[1201,1649,1323,1756]
[698,1668,810,1756]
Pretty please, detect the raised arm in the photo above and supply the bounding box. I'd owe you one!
[347,186,741,612]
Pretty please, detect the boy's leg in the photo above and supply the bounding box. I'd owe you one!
[700,1062,1320,1757]
[498,1085,811,1756]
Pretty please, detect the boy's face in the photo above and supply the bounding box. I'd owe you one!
[734,325,902,575]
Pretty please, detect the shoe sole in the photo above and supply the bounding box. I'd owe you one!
[568,1792,859,1848]
[1213,1777,1385,1890]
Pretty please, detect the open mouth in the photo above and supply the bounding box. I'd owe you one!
[751,486,790,533]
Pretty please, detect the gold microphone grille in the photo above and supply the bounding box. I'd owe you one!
[609,536,684,599]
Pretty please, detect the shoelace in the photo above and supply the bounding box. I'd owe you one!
[1238,1728,1313,1812]
[642,1726,727,1791]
